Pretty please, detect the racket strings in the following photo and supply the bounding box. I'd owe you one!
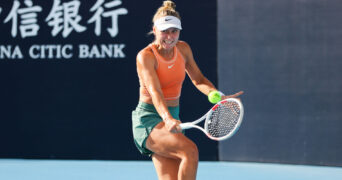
[207,101,241,138]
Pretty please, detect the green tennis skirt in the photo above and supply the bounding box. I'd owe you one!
[132,101,180,156]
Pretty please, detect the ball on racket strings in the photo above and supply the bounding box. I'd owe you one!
[208,91,222,104]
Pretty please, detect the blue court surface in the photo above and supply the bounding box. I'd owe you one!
[0,159,341,180]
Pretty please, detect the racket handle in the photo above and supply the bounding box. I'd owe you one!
[179,123,193,130]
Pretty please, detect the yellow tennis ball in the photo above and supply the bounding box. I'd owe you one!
[208,91,222,104]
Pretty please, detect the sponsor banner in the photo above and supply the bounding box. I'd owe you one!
[0,0,128,60]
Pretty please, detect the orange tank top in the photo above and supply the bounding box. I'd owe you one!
[143,44,186,100]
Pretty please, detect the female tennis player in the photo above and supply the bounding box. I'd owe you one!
[132,1,243,179]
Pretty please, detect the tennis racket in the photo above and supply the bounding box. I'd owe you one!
[179,98,244,141]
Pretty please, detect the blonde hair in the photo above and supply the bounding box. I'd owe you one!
[152,0,181,24]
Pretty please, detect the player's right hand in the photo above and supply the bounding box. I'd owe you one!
[165,118,182,133]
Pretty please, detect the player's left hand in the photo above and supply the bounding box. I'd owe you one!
[222,91,244,101]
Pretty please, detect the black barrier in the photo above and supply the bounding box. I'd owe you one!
[0,0,217,160]
[218,0,342,166]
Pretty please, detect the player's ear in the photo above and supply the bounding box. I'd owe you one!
[153,26,157,34]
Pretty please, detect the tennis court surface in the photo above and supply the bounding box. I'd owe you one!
[0,159,341,180]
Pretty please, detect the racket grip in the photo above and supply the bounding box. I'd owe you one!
[179,123,193,130]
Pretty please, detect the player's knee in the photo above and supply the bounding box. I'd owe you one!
[183,142,199,163]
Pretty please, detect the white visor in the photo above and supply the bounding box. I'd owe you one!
[154,16,182,31]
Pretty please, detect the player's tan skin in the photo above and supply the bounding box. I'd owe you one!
[137,26,243,180]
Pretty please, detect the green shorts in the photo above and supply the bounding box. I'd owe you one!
[132,101,180,156]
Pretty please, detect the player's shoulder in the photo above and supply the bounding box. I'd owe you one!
[137,45,155,60]
[136,45,156,65]
[176,40,192,58]
[176,40,191,50]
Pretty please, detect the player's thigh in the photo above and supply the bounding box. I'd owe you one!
[146,121,198,159]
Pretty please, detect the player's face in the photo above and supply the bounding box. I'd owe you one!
[154,28,180,50]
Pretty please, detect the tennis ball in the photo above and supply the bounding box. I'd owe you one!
[208,91,222,104]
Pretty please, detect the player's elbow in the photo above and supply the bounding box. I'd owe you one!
[148,87,163,99]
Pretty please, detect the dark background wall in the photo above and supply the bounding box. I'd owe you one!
[218,0,342,166]
[0,0,217,160]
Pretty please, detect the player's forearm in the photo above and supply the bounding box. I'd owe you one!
[192,77,217,96]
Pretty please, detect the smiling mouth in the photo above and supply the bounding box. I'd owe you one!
[164,40,174,45]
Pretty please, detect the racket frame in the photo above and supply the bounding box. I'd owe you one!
[179,98,244,141]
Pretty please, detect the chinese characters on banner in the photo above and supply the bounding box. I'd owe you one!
[88,0,128,37]
[4,0,42,38]
[0,0,128,60]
